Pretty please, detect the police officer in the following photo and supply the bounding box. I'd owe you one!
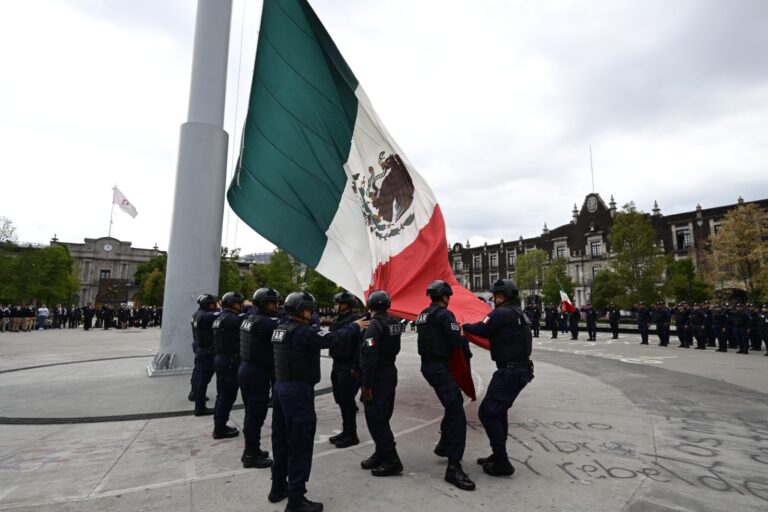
[691,303,706,350]
[268,292,369,512]
[212,291,244,438]
[703,302,714,347]
[416,280,475,491]
[584,303,598,341]
[546,305,560,339]
[189,294,214,403]
[732,303,751,354]
[712,304,727,352]
[525,302,541,338]
[238,288,281,469]
[750,304,762,351]
[568,308,580,340]
[633,302,651,344]
[653,302,670,346]
[759,304,768,356]
[463,279,533,477]
[608,303,621,339]
[327,291,364,449]
[359,290,403,476]
[192,295,219,416]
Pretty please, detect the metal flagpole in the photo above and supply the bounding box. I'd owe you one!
[108,186,115,237]
[590,145,595,193]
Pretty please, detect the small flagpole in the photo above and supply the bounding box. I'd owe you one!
[109,186,116,237]
[589,145,595,193]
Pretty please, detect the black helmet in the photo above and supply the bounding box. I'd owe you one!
[197,293,218,308]
[284,291,316,314]
[252,287,281,308]
[333,291,357,307]
[221,291,244,308]
[491,278,518,300]
[426,280,453,299]
[367,290,391,310]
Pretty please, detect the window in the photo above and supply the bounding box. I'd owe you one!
[490,273,498,284]
[489,253,498,269]
[590,241,602,257]
[507,272,515,280]
[713,224,721,235]
[676,229,691,250]
[453,258,462,273]
[556,246,566,259]
[592,266,602,279]
[473,254,481,271]
[507,251,515,266]
[99,269,111,279]
[473,276,482,290]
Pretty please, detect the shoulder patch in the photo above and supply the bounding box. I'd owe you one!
[450,322,460,331]
[416,313,429,324]
[365,337,376,347]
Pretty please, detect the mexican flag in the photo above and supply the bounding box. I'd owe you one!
[226,0,490,398]
[560,289,577,313]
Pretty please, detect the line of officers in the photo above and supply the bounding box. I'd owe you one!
[630,301,768,354]
[189,278,533,512]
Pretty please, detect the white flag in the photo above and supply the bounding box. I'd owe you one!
[113,187,138,218]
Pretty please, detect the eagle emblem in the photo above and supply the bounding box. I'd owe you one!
[351,152,416,240]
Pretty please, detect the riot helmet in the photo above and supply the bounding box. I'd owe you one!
[491,278,519,300]
[252,287,281,309]
[426,280,453,299]
[367,290,391,310]
[221,291,244,308]
[284,291,317,315]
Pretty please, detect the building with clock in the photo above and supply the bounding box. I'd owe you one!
[449,193,768,307]
[51,236,164,306]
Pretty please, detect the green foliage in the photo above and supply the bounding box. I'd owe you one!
[591,269,623,310]
[0,244,79,305]
[219,249,244,296]
[515,249,546,297]
[135,254,167,286]
[142,268,165,305]
[608,204,665,306]
[264,249,301,297]
[663,258,711,304]
[304,268,342,308]
[541,257,574,305]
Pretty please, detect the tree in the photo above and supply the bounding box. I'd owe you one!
[135,254,167,286]
[663,258,711,304]
[219,247,244,296]
[0,216,17,243]
[0,244,78,305]
[142,268,165,305]
[265,249,301,297]
[515,249,546,299]
[591,269,623,310]
[541,257,574,305]
[304,268,341,308]
[608,204,665,306]
[707,203,768,302]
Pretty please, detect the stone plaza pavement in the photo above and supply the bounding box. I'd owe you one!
[0,326,767,511]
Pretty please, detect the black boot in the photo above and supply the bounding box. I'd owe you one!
[328,431,345,445]
[188,391,196,402]
[242,448,272,469]
[285,495,323,512]
[268,480,288,503]
[333,431,359,448]
[361,452,383,470]
[482,456,515,476]
[194,406,214,416]
[371,452,403,477]
[212,425,239,439]
[445,462,475,491]
[433,443,448,458]
[476,453,495,465]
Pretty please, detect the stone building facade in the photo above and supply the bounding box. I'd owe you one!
[449,193,768,307]
[52,236,164,306]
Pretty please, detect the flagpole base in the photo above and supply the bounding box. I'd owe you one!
[146,352,193,377]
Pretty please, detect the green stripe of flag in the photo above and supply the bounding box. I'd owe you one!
[227,0,360,266]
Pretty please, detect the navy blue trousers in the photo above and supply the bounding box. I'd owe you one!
[656,324,669,345]
[638,322,649,343]
[479,368,533,457]
[734,328,749,352]
[676,325,690,347]
[712,325,726,350]
[421,360,466,462]
[194,348,215,409]
[213,354,239,427]
[587,321,597,340]
[330,360,359,432]
[271,381,316,498]
[190,342,199,393]
[238,362,271,455]
[693,325,706,348]
[363,365,397,455]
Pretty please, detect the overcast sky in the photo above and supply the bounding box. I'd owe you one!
[1,0,767,255]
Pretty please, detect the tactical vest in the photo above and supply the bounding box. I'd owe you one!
[370,314,402,366]
[732,312,748,329]
[691,310,705,325]
[712,311,724,326]
[240,313,273,367]
[329,312,362,360]
[213,309,241,355]
[416,304,451,361]
[489,303,532,363]
[272,323,321,385]
[192,309,214,349]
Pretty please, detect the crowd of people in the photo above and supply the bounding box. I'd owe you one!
[0,303,163,332]
[521,301,768,355]
[188,278,533,512]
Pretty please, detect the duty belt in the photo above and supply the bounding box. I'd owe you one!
[498,360,534,370]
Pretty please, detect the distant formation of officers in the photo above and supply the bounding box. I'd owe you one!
[189,278,534,512]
